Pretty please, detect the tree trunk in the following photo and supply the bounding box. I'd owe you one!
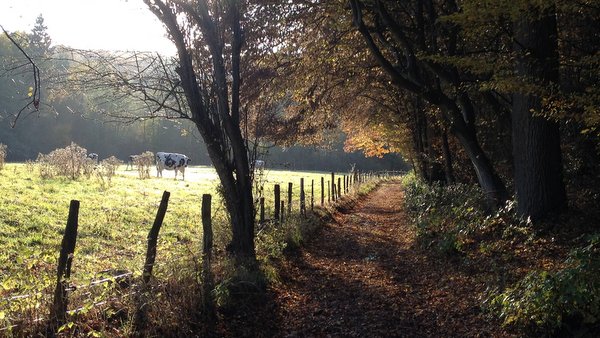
[146,0,256,260]
[430,91,509,206]
[441,128,455,184]
[411,97,429,181]
[452,122,508,207]
[202,131,255,259]
[512,6,566,220]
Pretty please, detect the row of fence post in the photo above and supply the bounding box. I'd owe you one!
[48,191,215,335]
[258,170,382,224]
[46,170,384,334]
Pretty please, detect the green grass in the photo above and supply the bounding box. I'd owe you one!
[0,164,346,300]
[0,162,383,335]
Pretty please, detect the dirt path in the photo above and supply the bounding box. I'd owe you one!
[220,182,510,337]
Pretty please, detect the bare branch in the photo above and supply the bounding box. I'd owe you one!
[1,24,41,127]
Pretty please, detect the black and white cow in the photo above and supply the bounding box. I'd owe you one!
[156,152,191,180]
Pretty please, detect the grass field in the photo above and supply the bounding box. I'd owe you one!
[0,163,348,324]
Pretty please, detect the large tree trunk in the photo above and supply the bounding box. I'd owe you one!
[452,120,508,207]
[146,0,256,260]
[202,135,255,259]
[512,5,566,220]
[441,128,455,184]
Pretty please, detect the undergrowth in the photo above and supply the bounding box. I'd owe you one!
[487,235,600,336]
[401,172,600,337]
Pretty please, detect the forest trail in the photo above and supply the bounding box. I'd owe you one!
[220,181,510,337]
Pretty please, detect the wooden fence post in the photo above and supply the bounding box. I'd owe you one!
[300,178,305,215]
[142,191,170,284]
[338,177,342,198]
[201,194,215,327]
[202,194,213,260]
[331,172,336,201]
[310,179,314,211]
[344,175,348,193]
[274,184,280,223]
[321,177,325,205]
[327,180,330,202]
[287,182,293,215]
[134,191,170,335]
[49,199,80,331]
[259,197,265,224]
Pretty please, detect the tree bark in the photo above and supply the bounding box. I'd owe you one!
[452,121,508,206]
[411,97,429,181]
[512,5,566,220]
[441,128,455,184]
[146,0,255,259]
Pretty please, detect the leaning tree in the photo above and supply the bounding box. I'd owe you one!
[56,0,295,262]
[142,0,255,259]
[64,0,260,260]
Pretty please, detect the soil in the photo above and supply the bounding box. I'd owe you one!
[217,182,513,337]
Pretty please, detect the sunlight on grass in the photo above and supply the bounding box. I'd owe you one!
[0,163,347,300]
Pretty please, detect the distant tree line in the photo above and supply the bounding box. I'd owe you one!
[0,15,406,173]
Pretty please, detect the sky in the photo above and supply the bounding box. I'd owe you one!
[0,0,176,55]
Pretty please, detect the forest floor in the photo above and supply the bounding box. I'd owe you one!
[217,181,513,337]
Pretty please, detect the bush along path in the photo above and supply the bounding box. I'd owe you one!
[218,181,511,337]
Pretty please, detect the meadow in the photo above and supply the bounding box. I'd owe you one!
[0,163,346,327]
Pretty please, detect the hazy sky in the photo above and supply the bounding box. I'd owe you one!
[0,0,175,54]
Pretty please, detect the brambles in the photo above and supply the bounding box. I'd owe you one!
[132,151,154,179]
[401,173,486,256]
[32,143,128,185]
[34,142,91,179]
[402,173,600,335]
[95,156,124,188]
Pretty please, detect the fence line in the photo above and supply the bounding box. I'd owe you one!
[3,169,391,334]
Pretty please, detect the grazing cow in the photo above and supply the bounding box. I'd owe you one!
[156,152,191,180]
[127,155,138,170]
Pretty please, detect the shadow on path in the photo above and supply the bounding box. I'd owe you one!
[218,182,509,337]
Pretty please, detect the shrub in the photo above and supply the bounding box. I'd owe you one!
[35,142,89,179]
[487,235,600,335]
[132,151,154,179]
[401,172,486,255]
[95,156,124,188]
[35,153,54,178]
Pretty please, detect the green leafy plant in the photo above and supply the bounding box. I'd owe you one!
[487,235,600,335]
[401,173,485,255]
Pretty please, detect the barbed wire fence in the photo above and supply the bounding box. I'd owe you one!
[0,169,400,334]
